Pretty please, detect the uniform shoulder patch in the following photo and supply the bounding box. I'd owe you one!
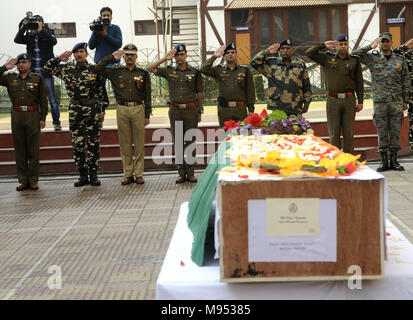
[326,50,336,56]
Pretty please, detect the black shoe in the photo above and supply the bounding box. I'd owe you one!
[54,123,62,131]
[389,152,405,171]
[89,171,101,186]
[376,152,390,172]
[74,171,89,187]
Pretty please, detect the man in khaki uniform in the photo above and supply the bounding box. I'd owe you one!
[0,53,48,191]
[147,43,203,184]
[96,44,151,185]
[306,34,364,154]
[200,42,255,127]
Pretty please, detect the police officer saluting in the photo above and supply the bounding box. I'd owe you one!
[250,40,312,116]
[147,43,203,184]
[96,44,151,185]
[200,42,255,127]
[306,34,364,154]
[353,32,410,172]
[0,54,48,191]
[44,43,109,186]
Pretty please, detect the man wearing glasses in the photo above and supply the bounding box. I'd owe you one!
[147,44,203,184]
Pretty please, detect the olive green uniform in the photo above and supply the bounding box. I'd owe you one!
[306,43,364,153]
[0,66,48,184]
[155,64,203,177]
[96,54,151,179]
[200,55,255,127]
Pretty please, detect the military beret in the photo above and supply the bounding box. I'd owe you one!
[223,42,236,55]
[174,43,186,53]
[123,43,138,54]
[280,39,293,47]
[72,42,88,53]
[17,53,31,62]
[336,34,348,42]
[380,32,392,40]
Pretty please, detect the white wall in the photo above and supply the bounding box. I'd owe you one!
[348,3,380,50]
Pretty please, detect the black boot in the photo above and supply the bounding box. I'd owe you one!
[389,152,405,171]
[376,152,390,172]
[74,170,89,187]
[89,170,101,186]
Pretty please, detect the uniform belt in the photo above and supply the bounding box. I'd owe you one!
[118,100,142,106]
[12,106,38,112]
[225,101,246,107]
[328,92,354,99]
[170,101,197,109]
[70,98,97,106]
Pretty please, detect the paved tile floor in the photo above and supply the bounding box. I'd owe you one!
[0,158,413,300]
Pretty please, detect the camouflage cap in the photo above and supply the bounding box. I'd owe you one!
[380,32,392,41]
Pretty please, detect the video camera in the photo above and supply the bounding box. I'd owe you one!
[89,16,109,32]
[24,11,40,34]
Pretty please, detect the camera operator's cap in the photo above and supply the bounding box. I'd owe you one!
[380,32,392,41]
[17,53,31,62]
[173,43,186,53]
[280,39,293,47]
[336,34,348,42]
[223,42,236,55]
[72,42,88,53]
[123,43,138,54]
[34,15,43,22]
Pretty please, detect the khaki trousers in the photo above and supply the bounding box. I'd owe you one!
[326,95,356,154]
[116,104,145,178]
[217,105,248,128]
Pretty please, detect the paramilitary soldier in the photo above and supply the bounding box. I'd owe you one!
[96,43,151,185]
[306,34,364,154]
[44,42,109,186]
[0,53,48,191]
[200,42,255,127]
[353,32,410,172]
[250,40,312,116]
[147,43,203,184]
[393,38,413,152]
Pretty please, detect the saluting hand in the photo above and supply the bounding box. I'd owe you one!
[165,48,177,60]
[113,49,125,60]
[325,40,340,50]
[268,43,280,54]
[59,51,72,62]
[370,38,381,49]
[404,39,413,50]
[5,58,18,70]
[213,45,226,58]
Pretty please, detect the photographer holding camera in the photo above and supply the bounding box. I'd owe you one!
[88,7,122,66]
[14,12,61,131]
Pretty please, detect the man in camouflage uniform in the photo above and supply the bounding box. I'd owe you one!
[200,42,255,127]
[147,43,203,184]
[0,53,48,191]
[353,32,410,172]
[306,34,364,154]
[394,38,413,152]
[44,42,109,186]
[250,40,312,115]
[96,43,151,185]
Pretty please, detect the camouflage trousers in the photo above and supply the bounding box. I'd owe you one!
[68,104,102,173]
[373,102,404,153]
[408,103,413,151]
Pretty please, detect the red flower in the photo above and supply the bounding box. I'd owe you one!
[223,120,240,131]
[244,113,263,128]
[260,109,268,118]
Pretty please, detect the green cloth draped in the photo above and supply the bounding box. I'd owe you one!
[187,139,230,266]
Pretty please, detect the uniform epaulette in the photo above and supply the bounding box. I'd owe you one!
[7,71,17,76]
[136,66,148,74]
[239,64,250,69]
[372,50,381,55]
[326,50,336,55]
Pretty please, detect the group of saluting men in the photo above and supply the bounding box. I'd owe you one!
[1,23,413,191]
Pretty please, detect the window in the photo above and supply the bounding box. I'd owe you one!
[274,12,284,42]
[261,12,270,45]
[318,10,328,42]
[288,8,314,45]
[45,23,76,38]
[134,20,180,36]
[231,9,254,27]
[386,4,406,20]
[332,8,341,40]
